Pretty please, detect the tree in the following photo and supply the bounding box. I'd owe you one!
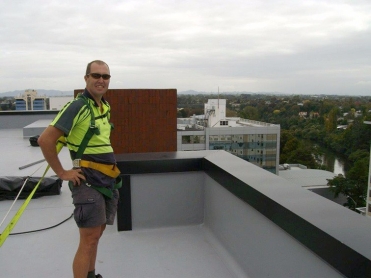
[279,136,320,168]
[324,107,338,133]
[177,109,187,118]
[348,149,369,163]
[282,137,300,154]
[328,174,366,210]
[226,108,238,117]
[279,130,295,155]
[238,106,259,120]
[346,157,369,185]
[284,146,318,168]
[328,154,368,211]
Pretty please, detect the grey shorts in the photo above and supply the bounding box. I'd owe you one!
[71,182,119,228]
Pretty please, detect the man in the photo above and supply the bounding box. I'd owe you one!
[38,60,120,278]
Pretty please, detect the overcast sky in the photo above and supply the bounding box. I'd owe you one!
[1,0,371,95]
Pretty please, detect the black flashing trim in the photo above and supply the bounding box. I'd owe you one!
[116,158,203,175]
[117,175,132,231]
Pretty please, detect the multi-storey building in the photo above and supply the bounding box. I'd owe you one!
[177,99,280,174]
[15,89,47,110]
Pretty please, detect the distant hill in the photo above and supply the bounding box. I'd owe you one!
[1,89,285,97]
[178,90,282,95]
[0,89,74,97]
[178,90,205,95]
[178,90,242,95]
[2,89,206,97]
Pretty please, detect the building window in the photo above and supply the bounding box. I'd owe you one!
[182,135,205,144]
[193,135,205,144]
[182,135,191,144]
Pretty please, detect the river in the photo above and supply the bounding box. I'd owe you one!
[313,143,350,176]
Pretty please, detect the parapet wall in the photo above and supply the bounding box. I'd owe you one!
[0,111,57,129]
[116,150,371,278]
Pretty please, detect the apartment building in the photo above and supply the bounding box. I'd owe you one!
[15,89,47,110]
[177,99,280,174]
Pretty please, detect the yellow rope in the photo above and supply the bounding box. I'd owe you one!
[0,138,65,247]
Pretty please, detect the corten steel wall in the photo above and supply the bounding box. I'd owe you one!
[74,89,177,154]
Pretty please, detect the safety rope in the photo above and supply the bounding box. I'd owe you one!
[0,139,65,247]
[0,166,43,229]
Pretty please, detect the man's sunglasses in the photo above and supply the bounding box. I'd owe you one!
[87,73,111,80]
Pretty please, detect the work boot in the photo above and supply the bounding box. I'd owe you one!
[87,270,102,278]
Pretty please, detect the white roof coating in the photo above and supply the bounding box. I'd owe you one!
[0,128,245,278]
[279,167,338,187]
[1,122,369,278]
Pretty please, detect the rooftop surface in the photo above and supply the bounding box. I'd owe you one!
[0,129,243,278]
[177,117,279,129]
[2,125,371,277]
[279,167,338,188]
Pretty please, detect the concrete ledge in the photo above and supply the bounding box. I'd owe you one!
[203,152,371,277]
[116,150,371,278]
[23,119,50,138]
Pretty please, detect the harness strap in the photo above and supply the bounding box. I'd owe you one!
[75,94,100,159]
[88,177,122,199]
[77,160,120,178]
[68,177,122,199]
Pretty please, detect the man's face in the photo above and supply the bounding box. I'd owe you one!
[84,62,110,98]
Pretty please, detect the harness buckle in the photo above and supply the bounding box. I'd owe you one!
[72,159,81,168]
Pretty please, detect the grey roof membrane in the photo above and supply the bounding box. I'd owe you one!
[0,129,244,278]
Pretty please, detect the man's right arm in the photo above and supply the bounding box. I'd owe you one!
[38,126,85,186]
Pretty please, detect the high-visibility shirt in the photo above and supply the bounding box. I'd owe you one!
[50,89,116,187]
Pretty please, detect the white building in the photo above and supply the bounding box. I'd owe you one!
[177,99,280,174]
[15,89,47,110]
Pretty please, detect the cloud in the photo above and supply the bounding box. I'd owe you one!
[1,0,371,94]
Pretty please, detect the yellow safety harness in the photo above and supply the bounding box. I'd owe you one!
[72,159,120,179]
[69,94,122,198]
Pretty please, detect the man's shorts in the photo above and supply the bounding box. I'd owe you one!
[71,182,119,228]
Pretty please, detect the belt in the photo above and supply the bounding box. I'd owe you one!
[72,159,121,178]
